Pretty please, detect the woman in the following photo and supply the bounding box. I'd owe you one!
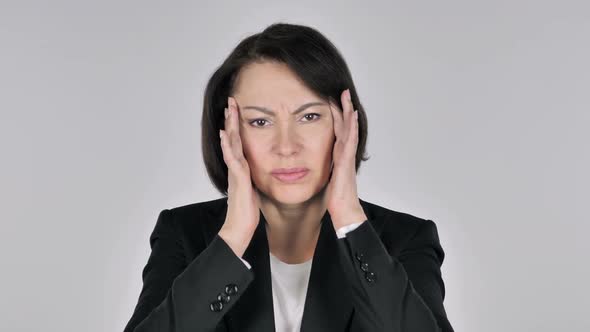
[124,22,454,332]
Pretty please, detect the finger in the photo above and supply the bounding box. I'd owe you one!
[347,109,359,157]
[341,89,354,141]
[227,97,246,162]
[220,100,242,169]
[330,101,344,141]
[220,128,238,169]
[343,89,358,156]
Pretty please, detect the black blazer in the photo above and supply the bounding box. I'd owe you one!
[124,197,454,332]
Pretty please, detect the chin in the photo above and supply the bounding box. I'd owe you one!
[265,184,318,206]
[273,188,310,203]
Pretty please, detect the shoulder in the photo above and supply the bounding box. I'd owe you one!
[164,196,227,221]
[359,197,435,233]
[153,197,228,248]
[358,198,442,257]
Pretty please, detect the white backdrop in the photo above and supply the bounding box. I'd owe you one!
[1,1,588,331]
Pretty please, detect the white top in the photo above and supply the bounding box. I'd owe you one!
[269,252,313,332]
[237,221,363,331]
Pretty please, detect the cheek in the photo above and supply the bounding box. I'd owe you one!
[240,133,276,177]
[240,135,263,164]
[317,126,336,150]
[309,133,336,168]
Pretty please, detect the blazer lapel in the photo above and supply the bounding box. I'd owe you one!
[299,210,354,332]
[221,205,359,331]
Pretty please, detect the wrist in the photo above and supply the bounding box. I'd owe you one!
[331,207,367,230]
[218,225,250,258]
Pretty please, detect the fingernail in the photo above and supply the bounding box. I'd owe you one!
[354,110,358,119]
[346,89,352,101]
[219,129,223,139]
[224,108,228,119]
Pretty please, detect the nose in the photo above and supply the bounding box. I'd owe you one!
[274,124,300,157]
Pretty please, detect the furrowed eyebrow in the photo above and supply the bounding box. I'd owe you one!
[241,102,326,116]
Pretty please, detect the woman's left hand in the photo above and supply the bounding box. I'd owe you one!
[325,88,367,230]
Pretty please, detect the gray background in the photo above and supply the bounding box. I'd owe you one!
[1,1,588,331]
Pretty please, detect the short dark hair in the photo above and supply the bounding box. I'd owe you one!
[201,22,370,196]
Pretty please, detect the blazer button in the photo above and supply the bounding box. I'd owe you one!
[360,261,370,272]
[210,300,224,312]
[217,292,231,303]
[225,284,239,296]
[355,252,364,262]
[365,271,376,283]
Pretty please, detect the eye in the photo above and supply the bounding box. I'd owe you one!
[249,119,269,127]
[302,113,321,122]
[248,113,321,128]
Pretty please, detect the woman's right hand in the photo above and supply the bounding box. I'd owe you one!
[218,96,262,258]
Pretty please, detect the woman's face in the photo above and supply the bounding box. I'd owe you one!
[231,61,336,205]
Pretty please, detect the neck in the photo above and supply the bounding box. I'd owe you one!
[260,187,327,264]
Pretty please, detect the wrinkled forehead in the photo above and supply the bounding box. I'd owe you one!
[232,61,326,107]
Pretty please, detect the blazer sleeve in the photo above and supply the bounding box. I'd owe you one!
[336,218,454,332]
[124,209,255,332]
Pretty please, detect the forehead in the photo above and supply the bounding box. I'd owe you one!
[232,61,320,102]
